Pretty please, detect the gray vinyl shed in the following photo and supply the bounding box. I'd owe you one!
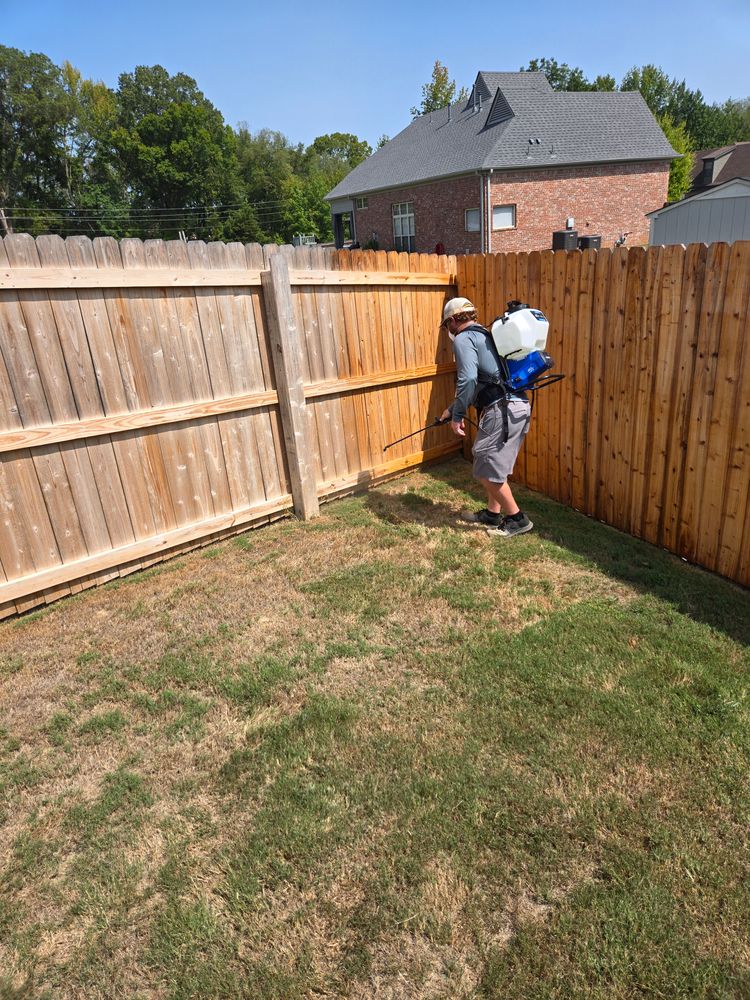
[648,177,750,245]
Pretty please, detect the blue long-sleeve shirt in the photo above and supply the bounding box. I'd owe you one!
[448,324,526,421]
[449,324,501,422]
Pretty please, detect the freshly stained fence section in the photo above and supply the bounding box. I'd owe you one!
[0,236,459,616]
[459,241,750,588]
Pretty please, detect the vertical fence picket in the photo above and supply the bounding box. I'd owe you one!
[700,242,750,574]
[678,242,731,563]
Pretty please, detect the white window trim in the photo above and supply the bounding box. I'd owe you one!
[355,196,368,209]
[392,202,415,252]
[465,208,481,233]
[492,204,517,231]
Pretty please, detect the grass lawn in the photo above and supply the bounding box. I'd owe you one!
[1,456,749,999]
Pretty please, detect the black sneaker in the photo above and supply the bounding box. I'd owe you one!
[460,507,503,527]
[486,512,533,538]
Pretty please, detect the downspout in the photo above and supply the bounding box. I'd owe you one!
[478,172,484,254]
[485,169,493,253]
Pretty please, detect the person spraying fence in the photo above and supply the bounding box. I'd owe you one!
[439,296,561,538]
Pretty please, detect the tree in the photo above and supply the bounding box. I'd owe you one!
[307,132,371,167]
[59,61,121,211]
[620,64,750,151]
[0,45,68,234]
[115,64,208,128]
[728,97,750,133]
[658,114,694,201]
[217,203,267,244]
[523,57,595,92]
[108,65,240,237]
[620,64,677,116]
[592,74,616,91]
[411,60,468,116]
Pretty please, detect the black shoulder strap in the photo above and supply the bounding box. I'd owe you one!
[465,323,511,387]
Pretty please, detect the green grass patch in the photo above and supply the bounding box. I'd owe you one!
[2,460,749,998]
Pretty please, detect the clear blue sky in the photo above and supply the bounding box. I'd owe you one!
[3,0,748,148]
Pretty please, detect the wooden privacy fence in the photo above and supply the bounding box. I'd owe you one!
[0,235,459,617]
[459,241,750,588]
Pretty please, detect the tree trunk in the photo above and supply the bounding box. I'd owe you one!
[0,206,13,237]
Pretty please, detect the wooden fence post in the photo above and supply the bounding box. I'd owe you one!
[261,253,320,519]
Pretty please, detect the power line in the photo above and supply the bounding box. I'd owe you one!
[3,200,289,218]
[27,211,287,230]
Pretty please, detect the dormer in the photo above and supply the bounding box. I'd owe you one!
[700,157,715,186]
[465,72,493,113]
[698,146,734,188]
[486,88,515,128]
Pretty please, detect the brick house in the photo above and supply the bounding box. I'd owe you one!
[325,71,676,254]
[688,141,750,195]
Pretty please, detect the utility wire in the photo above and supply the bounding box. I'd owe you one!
[3,200,288,217]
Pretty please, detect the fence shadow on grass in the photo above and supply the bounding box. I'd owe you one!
[365,457,750,648]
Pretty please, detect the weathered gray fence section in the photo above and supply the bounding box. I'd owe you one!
[0,236,459,617]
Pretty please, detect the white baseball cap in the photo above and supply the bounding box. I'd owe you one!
[441,297,476,325]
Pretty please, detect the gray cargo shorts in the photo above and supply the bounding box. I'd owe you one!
[472,398,531,483]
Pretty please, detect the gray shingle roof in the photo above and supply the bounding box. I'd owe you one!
[468,71,553,105]
[326,71,677,201]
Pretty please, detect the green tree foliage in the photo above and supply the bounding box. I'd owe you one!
[307,132,372,167]
[525,57,598,92]
[59,61,123,222]
[114,64,207,128]
[619,64,750,152]
[411,60,469,116]
[0,49,372,245]
[234,127,303,242]
[0,45,68,233]
[657,115,694,201]
[108,65,241,238]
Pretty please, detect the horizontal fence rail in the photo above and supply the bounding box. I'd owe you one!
[0,235,459,616]
[0,267,456,290]
[459,241,750,588]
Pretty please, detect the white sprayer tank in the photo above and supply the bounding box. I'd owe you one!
[490,308,550,359]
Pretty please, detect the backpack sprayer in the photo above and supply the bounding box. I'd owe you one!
[382,300,564,452]
[489,300,564,394]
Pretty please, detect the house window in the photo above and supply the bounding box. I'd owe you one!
[492,204,516,230]
[392,202,415,252]
[355,196,368,209]
[465,208,481,232]
[701,159,714,186]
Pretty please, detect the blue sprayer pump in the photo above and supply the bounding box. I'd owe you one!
[487,302,564,394]
[506,350,554,390]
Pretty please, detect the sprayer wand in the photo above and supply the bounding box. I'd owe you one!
[383,415,478,453]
